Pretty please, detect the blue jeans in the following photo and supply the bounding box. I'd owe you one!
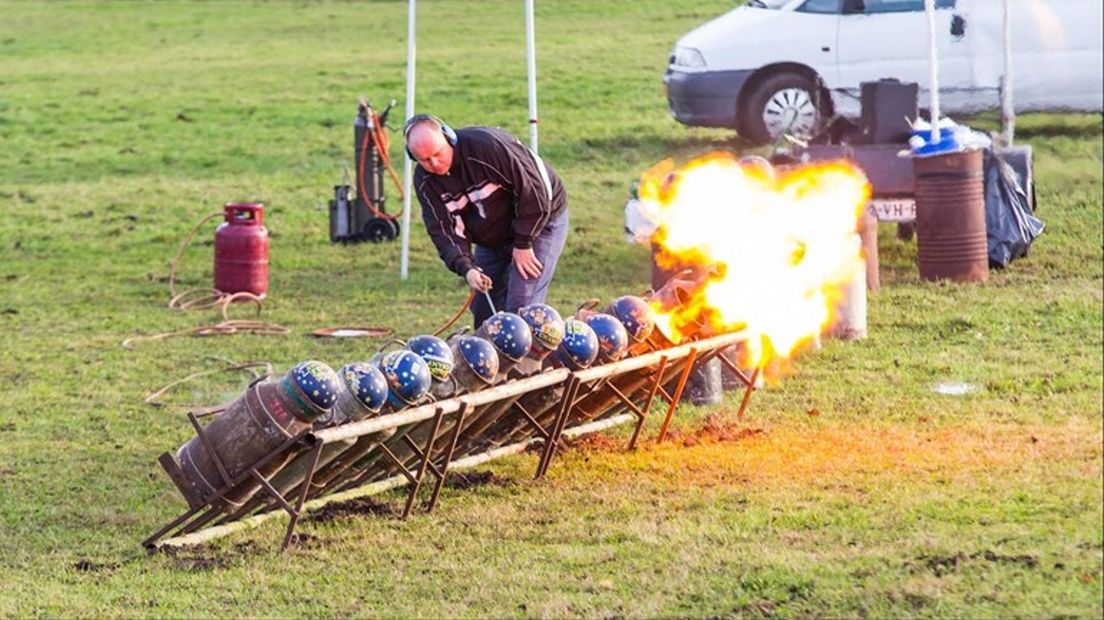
[472,208,569,327]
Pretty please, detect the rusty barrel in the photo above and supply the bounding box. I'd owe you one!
[174,361,338,510]
[912,148,988,283]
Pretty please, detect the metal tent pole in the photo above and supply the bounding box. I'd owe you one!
[399,0,417,280]
[924,0,941,142]
[524,0,539,153]
[1000,0,1015,146]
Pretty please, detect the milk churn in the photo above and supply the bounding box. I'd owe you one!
[173,361,339,510]
[474,312,533,377]
[267,363,389,499]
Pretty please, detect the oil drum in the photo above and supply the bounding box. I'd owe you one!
[913,149,988,283]
[174,361,338,510]
[214,202,269,296]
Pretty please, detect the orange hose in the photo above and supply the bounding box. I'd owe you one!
[433,290,476,337]
[358,111,405,221]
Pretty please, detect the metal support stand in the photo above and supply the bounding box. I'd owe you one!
[145,331,758,552]
[616,355,668,450]
[536,375,581,479]
[656,347,698,443]
[282,442,323,550]
[143,413,308,550]
[371,405,469,519]
[716,354,761,421]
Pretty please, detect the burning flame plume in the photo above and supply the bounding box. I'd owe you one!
[640,152,870,367]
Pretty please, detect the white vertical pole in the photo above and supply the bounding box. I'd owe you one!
[925,0,941,142]
[524,0,539,153]
[400,0,417,280]
[1001,0,1014,146]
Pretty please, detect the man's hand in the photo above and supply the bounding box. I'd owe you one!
[465,268,493,292]
[512,247,543,280]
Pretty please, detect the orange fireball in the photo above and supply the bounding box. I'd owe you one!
[641,152,870,367]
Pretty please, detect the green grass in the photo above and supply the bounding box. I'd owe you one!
[1,0,1101,617]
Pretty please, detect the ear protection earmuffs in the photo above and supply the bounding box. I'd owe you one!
[403,114,458,161]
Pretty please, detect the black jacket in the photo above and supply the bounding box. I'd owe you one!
[414,127,567,277]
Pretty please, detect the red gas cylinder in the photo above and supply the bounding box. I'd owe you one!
[214,202,269,297]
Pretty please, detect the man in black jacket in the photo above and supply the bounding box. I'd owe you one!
[405,114,569,327]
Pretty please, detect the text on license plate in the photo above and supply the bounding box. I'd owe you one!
[867,199,916,222]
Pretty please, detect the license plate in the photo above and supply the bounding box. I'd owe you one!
[867,198,916,222]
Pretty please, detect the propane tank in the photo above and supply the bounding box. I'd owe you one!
[172,361,338,511]
[214,202,269,297]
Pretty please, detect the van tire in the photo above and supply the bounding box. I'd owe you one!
[738,71,824,145]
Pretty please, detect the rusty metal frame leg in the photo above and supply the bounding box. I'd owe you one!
[716,353,760,421]
[537,375,581,479]
[281,441,324,551]
[736,366,760,421]
[626,356,669,449]
[425,403,470,513]
[717,352,753,388]
[513,401,552,440]
[656,347,698,443]
[188,412,233,488]
[142,505,206,549]
[378,443,419,485]
[177,506,224,537]
[541,377,583,478]
[401,435,447,480]
[401,407,445,520]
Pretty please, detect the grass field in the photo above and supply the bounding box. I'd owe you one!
[1,1,1101,617]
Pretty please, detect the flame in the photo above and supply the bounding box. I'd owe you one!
[642,152,870,367]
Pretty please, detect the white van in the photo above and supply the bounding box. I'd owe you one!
[664,0,1103,144]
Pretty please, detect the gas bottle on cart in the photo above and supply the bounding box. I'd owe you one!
[214,202,269,297]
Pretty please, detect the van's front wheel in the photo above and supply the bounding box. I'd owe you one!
[738,72,824,145]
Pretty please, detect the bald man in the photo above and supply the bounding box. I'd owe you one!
[405,114,569,327]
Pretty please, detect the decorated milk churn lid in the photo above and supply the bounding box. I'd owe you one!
[584,313,630,363]
[406,335,455,383]
[451,336,500,390]
[277,360,341,421]
[475,312,533,372]
[517,303,565,360]
[556,319,599,370]
[378,350,433,409]
[325,362,389,425]
[605,295,656,344]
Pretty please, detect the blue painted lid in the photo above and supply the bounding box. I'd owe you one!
[340,362,389,414]
[556,319,599,370]
[608,295,656,343]
[457,336,500,384]
[406,335,454,382]
[585,313,630,362]
[518,303,565,353]
[480,312,534,363]
[288,360,340,414]
[379,350,432,408]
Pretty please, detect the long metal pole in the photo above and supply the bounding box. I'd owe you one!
[399,0,417,280]
[524,0,539,153]
[925,0,941,142]
[1000,0,1014,146]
